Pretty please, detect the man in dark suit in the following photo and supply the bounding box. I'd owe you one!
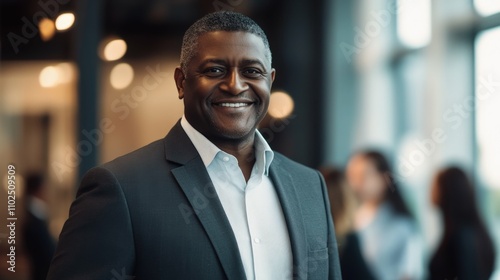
[48,11,341,279]
[23,173,56,280]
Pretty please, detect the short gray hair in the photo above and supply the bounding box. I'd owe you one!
[180,11,272,73]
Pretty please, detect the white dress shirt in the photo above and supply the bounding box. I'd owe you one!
[181,116,293,280]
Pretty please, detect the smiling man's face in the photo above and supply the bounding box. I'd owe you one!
[175,31,275,143]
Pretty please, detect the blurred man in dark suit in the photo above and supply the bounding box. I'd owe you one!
[48,11,341,279]
[23,173,56,280]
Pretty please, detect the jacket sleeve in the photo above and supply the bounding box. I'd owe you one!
[47,167,135,280]
[317,171,343,280]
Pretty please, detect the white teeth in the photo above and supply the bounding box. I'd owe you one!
[218,102,250,108]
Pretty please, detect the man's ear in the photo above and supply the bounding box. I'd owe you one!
[270,68,276,84]
[174,67,185,99]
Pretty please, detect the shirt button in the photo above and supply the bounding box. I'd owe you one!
[222,156,229,162]
[254,238,261,244]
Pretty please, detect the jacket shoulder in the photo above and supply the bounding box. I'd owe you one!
[100,138,167,176]
[273,152,320,177]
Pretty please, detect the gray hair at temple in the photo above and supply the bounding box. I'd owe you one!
[180,11,272,74]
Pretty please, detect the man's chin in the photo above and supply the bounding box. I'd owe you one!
[212,124,256,141]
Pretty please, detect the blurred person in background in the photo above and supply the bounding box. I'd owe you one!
[346,150,423,280]
[320,166,355,243]
[429,166,496,280]
[22,172,56,280]
[321,166,376,280]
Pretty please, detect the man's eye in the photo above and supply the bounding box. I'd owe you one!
[203,67,225,77]
[243,68,263,77]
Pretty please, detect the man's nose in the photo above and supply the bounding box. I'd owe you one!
[219,69,249,95]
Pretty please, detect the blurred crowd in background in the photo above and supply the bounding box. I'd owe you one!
[1,0,499,279]
[321,151,496,279]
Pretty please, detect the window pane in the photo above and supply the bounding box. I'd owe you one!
[474,0,500,16]
[475,26,500,191]
[475,25,500,278]
[397,0,431,48]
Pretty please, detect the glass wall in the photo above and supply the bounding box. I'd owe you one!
[324,0,500,277]
[475,25,500,276]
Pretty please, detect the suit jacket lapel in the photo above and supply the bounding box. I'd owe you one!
[269,158,308,278]
[165,121,246,280]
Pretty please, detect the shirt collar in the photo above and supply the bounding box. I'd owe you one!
[180,116,274,175]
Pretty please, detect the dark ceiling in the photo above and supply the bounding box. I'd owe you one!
[1,0,279,61]
[1,0,327,166]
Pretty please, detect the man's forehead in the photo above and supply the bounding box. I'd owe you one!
[197,31,265,48]
[192,31,269,64]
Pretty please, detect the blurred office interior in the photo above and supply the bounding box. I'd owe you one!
[0,0,499,279]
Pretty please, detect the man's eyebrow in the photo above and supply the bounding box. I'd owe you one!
[200,58,227,65]
[200,58,267,69]
[240,59,266,69]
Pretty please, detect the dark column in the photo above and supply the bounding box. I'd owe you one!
[267,0,326,168]
[75,0,102,181]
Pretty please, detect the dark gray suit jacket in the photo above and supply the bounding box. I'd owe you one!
[48,121,341,279]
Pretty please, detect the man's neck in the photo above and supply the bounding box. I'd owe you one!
[211,133,257,182]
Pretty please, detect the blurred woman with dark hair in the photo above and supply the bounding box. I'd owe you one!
[321,166,376,280]
[346,150,423,280]
[320,167,356,243]
[429,166,496,280]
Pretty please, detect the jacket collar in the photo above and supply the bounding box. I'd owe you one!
[165,120,247,279]
[164,120,199,165]
[269,157,308,278]
[164,120,308,279]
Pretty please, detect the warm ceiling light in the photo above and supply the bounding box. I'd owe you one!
[102,39,127,61]
[268,91,294,119]
[39,63,75,88]
[55,13,75,31]
[110,63,134,90]
[39,66,60,88]
[56,62,75,84]
[39,18,55,41]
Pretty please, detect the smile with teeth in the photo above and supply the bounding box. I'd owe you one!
[216,102,251,108]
